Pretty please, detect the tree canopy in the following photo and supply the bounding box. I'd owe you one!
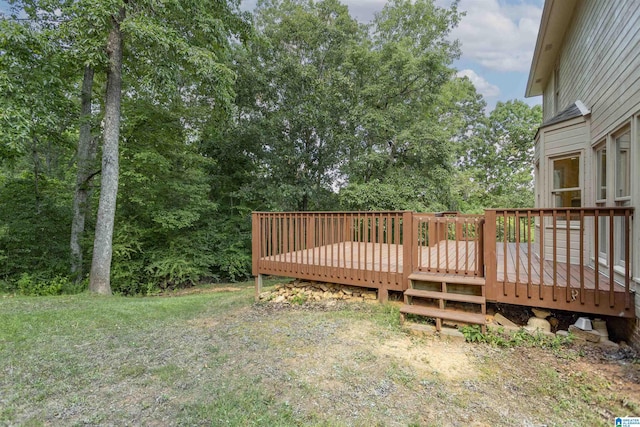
[0,0,542,295]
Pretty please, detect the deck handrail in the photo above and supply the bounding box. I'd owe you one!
[252,208,635,317]
[411,213,485,277]
[485,207,634,312]
[251,211,409,297]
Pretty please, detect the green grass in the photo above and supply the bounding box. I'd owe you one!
[0,281,301,426]
[1,279,638,426]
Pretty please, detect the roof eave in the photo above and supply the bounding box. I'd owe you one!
[525,0,578,98]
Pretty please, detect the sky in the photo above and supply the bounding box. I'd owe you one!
[245,0,545,111]
[0,0,544,110]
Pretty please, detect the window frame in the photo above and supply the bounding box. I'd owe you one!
[594,142,607,203]
[614,126,631,202]
[550,154,582,208]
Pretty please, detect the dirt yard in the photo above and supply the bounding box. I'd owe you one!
[220,301,640,426]
[2,284,639,426]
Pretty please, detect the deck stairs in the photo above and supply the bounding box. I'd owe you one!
[400,272,487,333]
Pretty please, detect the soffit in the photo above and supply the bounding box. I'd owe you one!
[525,0,578,97]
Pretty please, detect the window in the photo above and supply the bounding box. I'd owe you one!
[594,125,632,268]
[614,128,631,266]
[615,128,631,199]
[595,144,606,201]
[594,143,608,258]
[551,155,581,207]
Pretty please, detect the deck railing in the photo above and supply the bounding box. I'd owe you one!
[484,207,634,311]
[252,211,409,290]
[253,208,635,316]
[411,213,485,277]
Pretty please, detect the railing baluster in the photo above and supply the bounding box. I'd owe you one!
[552,209,557,301]
[609,209,615,307]
[515,211,520,297]
[539,212,544,300]
[625,208,631,309]
[594,209,600,306]
[566,208,571,303]
[527,210,532,298]
[579,209,585,304]
[503,211,507,296]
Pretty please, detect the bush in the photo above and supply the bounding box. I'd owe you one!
[14,273,85,296]
[459,325,573,349]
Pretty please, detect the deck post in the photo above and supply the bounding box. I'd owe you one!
[378,287,388,303]
[255,274,263,301]
[251,212,260,277]
[402,211,414,291]
[484,210,497,300]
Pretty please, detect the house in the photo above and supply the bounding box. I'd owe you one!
[251,0,638,342]
[526,0,640,339]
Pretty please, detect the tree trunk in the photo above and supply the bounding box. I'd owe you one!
[70,66,97,281]
[89,10,125,295]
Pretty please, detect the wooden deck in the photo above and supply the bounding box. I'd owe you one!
[253,209,635,318]
[262,240,620,291]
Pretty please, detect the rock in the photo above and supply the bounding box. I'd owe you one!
[259,292,271,300]
[568,325,601,343]
[557,330,570,337]
[598,339,619,350]
[531,308,551,319]
[274,295,286,303]
[495,313,519,328]
[548,317,559,330]
[527,317,551,333]
[592,318,609,339]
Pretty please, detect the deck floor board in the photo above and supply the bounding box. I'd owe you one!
[262,240,622,291]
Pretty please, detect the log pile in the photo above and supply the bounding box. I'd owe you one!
[259,280,378,304]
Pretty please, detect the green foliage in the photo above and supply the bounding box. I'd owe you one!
[15,273,83,296]
[453,100,542,210]
[0,0,544,294]
[290,293,308,305]
[459,325,573,349]
[0,175,74,280]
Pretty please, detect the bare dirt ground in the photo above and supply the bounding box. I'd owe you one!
[3,288,639,426]
[196,299,640,426]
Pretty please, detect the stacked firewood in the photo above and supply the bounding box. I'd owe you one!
[259,280,377,304]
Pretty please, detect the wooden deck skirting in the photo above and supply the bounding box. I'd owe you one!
[252,209,635,318]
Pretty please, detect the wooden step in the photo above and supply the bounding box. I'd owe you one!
[399,304,486,325]
[408,272,485,286]
[404,288,485,305]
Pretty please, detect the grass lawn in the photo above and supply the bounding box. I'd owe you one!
[1,279,639,426]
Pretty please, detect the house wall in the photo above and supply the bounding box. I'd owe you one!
[542,80,554,122]
[535,0,640,332]
[549,0,640,139]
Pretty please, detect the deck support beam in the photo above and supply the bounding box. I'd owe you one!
[378,287,388,303]
[255,274,263,301]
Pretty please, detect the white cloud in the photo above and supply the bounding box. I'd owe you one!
[457,69,501,98]
[450,0,543,72]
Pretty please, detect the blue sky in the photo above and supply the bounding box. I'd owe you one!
[329,0,545,110]
[1,0,544,110]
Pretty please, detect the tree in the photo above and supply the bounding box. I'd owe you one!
[0,17,77,281]
[89,7,125,294]
[232,0,361,211]
[13,0,251,294]
[456,99,542,209]
[70,66,98,281]
[339,0,462,211]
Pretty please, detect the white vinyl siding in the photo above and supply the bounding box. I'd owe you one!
[542,80,555,122]
[543,120,587,157]
[555,0,640,139]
